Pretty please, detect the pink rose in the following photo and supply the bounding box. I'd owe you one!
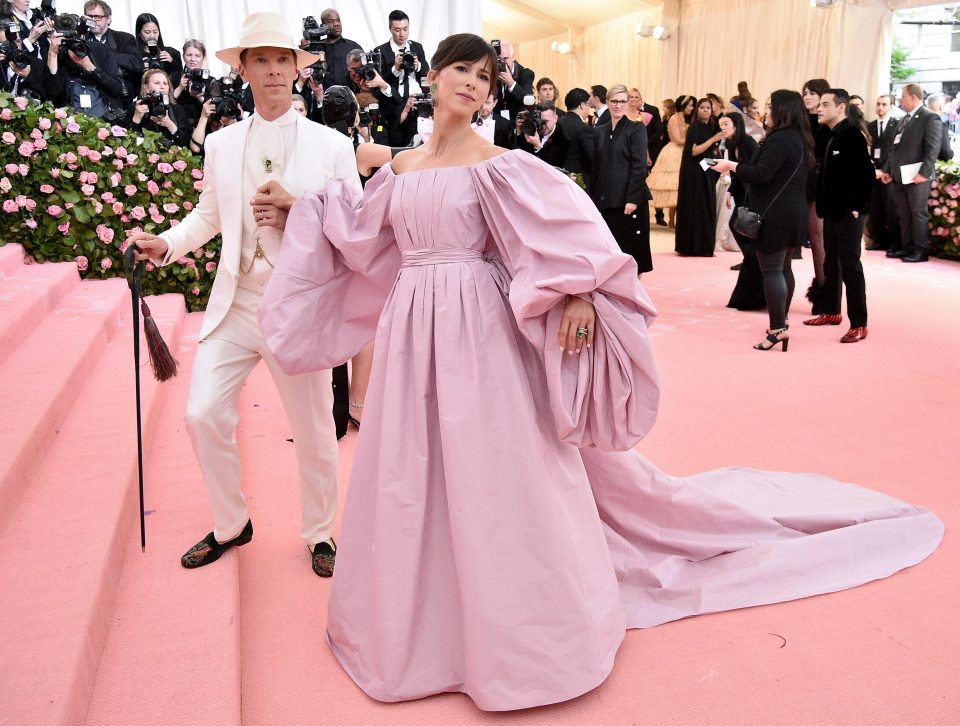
[193,181,205,192]
[101,257,113,270]
[30,128,43,140]
[205,261,217,272]
[5,164,18,174]
[120,214,130,222]
[0,178,10,193]
[18,164,28,176]
[75,255,89,271]
[15,194,25,207]
[114,159,125,171]
[50,168,61,179]
[47,205,63,216]
[126,154,137,165]
[77,146,91,157]
[66,122,81,133]
[163,180,173,189]
[25,219,37,229]
[145,262,155,271]
[191,168,204,180]
[24,198,36,211]
[110,173,121,187]
[81,184,95,196]
[130,206,147,220]
[172,160,187,172]
[137,172,148,183]
[88,151,102,163]
[1,131,15,144]
[0,109,11,121]
[115,146,127,158]
[97,128,110,141]
[58,221,70,234]
[96,224,115,244]
[100,191,115,203]
[111,125,127,137]
[65,152,78,164]
[65,203,74,209]
[101,146,112,156]
[94,202,103,214]
[55,108,68,119]
[38,117,51,130]
[14,96,28,110]
[17,141,34,157]
[39,184,55,194]
[163,202,179,214]
[124,184,137,197]
[3,200,18,213]
[157,162,174,174]
[147,180,160,195]
[191,286,201,296]
[150,213,165,225]
[183,201,194,211]
[112,202,124,214]
[33,138,47,151]
[169,219,180,226]
[149,154,160,164]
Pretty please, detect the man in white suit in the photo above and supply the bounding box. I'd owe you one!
[130,13,361,577]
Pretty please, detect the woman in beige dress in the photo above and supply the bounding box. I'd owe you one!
[647,94,694,229]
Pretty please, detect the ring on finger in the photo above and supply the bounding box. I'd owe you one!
[576,326,589,338]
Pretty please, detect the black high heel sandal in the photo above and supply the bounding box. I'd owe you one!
[754,326,789,351]
[348,401,363,430]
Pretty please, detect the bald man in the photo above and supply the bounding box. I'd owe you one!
[318,7,362,87]
[492,40,535,120]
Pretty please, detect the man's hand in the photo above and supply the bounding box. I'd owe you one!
[12,62,31,78]
[914,174,928,184]
[68,50,96,72]
[29,18,53,43]
[880,171,892,184]
[367,70,388,90]
[498,68,515,87]
[251,181,295,231]
[128,232,168,262]
[624,203,637,215]
[394,52,404,71]
[524,133,541,150]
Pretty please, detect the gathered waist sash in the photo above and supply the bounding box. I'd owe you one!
[400,248,495,268]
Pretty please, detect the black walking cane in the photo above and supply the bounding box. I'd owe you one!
[123,245,179,551]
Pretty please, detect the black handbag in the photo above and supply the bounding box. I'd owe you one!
[732,145,805,240]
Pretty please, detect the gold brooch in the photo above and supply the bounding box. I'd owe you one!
[263,158,273,173]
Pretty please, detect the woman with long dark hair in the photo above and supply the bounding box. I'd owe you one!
[715,112,758,254]
[648,94,694,228]
[713,90,814,350]
[675,97,722,256]
[134,13,183,88]
[724,110,766,310]
[801,77,833,318]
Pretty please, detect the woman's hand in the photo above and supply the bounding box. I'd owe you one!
[132,102,148,124]
[558,295,595,355]
[725,192,733,209]
[712,159,736,174]
[158,50,173,64]
[200,99,215,119]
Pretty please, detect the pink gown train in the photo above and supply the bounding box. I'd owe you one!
[258,150,943,711]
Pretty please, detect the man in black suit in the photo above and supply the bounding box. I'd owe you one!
[0,24,47,99]
[636,91,662,162]
[478,92,512,149]
[374,10,429,101]
[43,27,123,119]
[0,0,52,63]
[865,94,901,251]
[83,1,139,103]
[515,102,569,168]
[491,40,533,121]
[881,83,942,263]
[925,93,954,162]
[319,8,363,88]
[559,87,594,180]
[812,89,876,344]
[590,85,609,126]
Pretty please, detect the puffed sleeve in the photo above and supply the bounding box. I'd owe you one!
[258,167,400,375]
[471,150,660,451]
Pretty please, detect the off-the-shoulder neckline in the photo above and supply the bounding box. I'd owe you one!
[386,148,519,177]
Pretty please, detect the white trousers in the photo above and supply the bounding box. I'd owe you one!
[184,288,338,546]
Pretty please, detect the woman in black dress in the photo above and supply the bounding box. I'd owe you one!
[588,84,653,273]
[801,78,834,319]
[675,98,723,256]
[722,112,764,310]
[135,13,183,89]
[713,90,814,351]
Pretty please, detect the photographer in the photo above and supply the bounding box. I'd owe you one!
[491,39,534,120]
[126,68,189,146]
[0,21,47,99]
[44,20,123,119]
[134,13,182,88]
[187,75,244,156]
[83,1,139,103]
[373,10,428,99]
[173,39,211,130]
[354,90,390,144]
[0,0,53,61]
[316,8,360,87]
[515,101,569,168]
[293,58,327,123]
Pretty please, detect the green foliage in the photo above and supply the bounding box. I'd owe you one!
[890,41,916,85]
[0,91,219,312]
[928,160,960,261]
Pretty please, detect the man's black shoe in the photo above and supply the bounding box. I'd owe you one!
[181,519,253,568]
[902,251,929,263]
[887,248,909,258]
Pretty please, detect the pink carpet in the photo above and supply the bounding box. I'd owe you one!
[1,235,958,724]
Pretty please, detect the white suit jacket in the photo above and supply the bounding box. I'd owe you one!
[160,114,362,341]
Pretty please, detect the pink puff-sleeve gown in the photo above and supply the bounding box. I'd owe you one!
[258,149,943,712]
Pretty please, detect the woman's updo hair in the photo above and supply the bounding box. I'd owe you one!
[429,33,499,83]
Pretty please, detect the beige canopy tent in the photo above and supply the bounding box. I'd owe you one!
[483,0,948,107]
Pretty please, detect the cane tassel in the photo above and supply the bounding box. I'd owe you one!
[141,299,178,381]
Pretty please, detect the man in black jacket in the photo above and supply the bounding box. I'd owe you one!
[491,40,533,120]
[881,83,942,263]
[811,89,876,344]
[373,10,429,100]
[865,94,900,251]
[318,8,362,88]
[559,87,594,180]
[83,1,139,103]
[43,27,123,119]
[515,103,569,168]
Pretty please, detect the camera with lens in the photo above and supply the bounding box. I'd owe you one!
[183,67,210,97]
[0,24,32,70]
[53,13,94,38]
[490,39,507,73]
[399,46,417,74]
[412,92,433,119]
[357,109,372,127]
[518,97,542,137]
[207,76,244,124]
[359,50,382,82]
[141,91,169,118]
[302,16,331,52]
[30,0,56,26]
[308,60,329,85]
[142,38,163,70]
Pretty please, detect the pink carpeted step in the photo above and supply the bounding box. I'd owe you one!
[0,258,80,367]
[84,311,244,726]
[0,243,26,276]
[0,293,186,726]
[0,279,129,537]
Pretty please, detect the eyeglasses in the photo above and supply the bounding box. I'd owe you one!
[608,99,629,105]
[86,14,107,20]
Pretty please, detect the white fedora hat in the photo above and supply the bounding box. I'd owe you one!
[215,12,319,70]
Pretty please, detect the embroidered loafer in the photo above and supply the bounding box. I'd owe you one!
[840,327,868,344]
[181,519,253,569]
[311,539,336,578]
[803,314,842,326]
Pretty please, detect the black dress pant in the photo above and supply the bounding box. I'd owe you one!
[822,214,868,328]
[866,179,901,250]
[892,179,933,253]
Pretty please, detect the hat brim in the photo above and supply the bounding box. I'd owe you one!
[215,45,320,71]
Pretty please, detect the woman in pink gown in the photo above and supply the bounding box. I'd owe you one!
[258,35,943,711]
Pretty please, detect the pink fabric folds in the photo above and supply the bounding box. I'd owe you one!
[471,152,660,450]
[259,172,401,375]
